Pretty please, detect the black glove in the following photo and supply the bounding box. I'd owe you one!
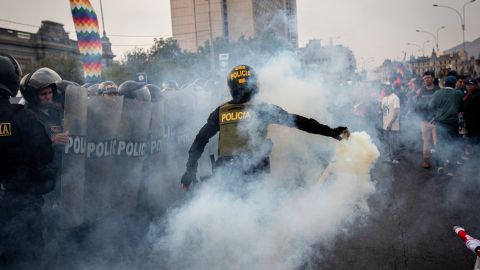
[180,170,197,187]
[332,126,349,140]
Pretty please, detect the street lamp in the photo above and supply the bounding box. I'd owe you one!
[416,29,436,53]
[433,0,477,55]
[407,42,422,57]
[422,40,431,56]
[416,27,445,53]
[436,26,446,52]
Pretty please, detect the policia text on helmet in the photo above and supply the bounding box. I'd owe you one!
[180,64,350,190]
[227,65,258,103]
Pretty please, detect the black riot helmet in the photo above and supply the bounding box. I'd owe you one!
[145,84,163,102]
[87,83,100,97]
[0,53,22,97]
[118,80,151,102]
[55,80,80,108]
[227,65,258,103]
[20,67,61,104]
[98,81,119,96]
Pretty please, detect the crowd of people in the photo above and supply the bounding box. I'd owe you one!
[365,70,480,176]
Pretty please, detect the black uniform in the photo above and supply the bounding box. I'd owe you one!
[183,100,345,185]
[0,98,54,269]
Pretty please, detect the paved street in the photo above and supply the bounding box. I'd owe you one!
[315,145,480,270]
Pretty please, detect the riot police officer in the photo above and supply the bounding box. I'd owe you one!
[20,67,69,146]
[146,84,163,102]
[118,80,152,102]
[0,53,54,269]
[98,80,119,97]
[180,65,349,189]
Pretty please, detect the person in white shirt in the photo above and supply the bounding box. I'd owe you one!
[381,84,401,163]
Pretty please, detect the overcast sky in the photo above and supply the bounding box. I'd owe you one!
[1,0,480,69]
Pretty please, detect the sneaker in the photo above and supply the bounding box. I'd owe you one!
[437,167,445,173]
[391,159,400,164]
[456,160,464,166]
[461,155,469,161]
[446,172,456,177]
[430,148,436,154]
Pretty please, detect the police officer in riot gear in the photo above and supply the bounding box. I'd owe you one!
[55,80,80,110]
[0,53,54,269]
[146,84,163,102]
[180,65,350,189]
[98,80,119,97]
[118,80,152,102]
[20,67,69,145]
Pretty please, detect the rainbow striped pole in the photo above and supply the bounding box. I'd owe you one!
[70,0,103,83]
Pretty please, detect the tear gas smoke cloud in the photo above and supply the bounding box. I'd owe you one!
[153,132,379,270]
[149,54,380,269]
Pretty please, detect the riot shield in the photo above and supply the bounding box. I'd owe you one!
[137,100,167,214]
[85,96,123,221]
[163,89,195,187]
[111,98,152,215]
[60,85,88,228]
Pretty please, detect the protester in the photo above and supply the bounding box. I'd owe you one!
[429,76,463,176]
[414,71,439,168]
[381,83,401,163]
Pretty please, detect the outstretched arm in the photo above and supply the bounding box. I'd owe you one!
[181,107,220,188]
[265,104,348,140]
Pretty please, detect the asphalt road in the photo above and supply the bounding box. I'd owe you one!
[312,144,480,270]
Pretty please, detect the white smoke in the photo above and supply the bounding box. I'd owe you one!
[148,53,380,270]
[152,131,378,270]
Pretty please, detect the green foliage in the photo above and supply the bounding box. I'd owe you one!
[103,33,295,86]
[35,56,84,83]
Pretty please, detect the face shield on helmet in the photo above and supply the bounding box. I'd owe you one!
[0,53,22,97]
[99,81,119,96]
[20,67,62,104]
[227,65,258,103]
[118,80,151,102]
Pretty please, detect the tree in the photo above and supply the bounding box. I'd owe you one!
[35,56,84,83]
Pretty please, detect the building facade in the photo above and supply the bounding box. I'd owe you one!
[170,0,298,52]
[0,20,114,73]
[299,39,357,79]
[410,50,480,78]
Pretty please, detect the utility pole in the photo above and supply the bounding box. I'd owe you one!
[207,0,215,75]
[99,0,107,37]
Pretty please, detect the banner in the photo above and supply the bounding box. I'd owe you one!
[70,0,103,83]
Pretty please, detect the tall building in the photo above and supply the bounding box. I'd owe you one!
[170,0,298,52]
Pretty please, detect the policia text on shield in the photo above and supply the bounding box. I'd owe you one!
[180,65,350,190]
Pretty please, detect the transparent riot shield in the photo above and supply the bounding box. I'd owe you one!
[137,99,168,214]
[110,98,152,215]
[60,85,88,228]
[85,96,123,221]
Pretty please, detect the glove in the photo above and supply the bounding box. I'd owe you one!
[180,170,197,187]
[333,126,349,140]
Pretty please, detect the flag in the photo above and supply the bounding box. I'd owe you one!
[70,0,103,83]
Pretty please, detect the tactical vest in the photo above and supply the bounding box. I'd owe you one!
[218,102,268,158]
